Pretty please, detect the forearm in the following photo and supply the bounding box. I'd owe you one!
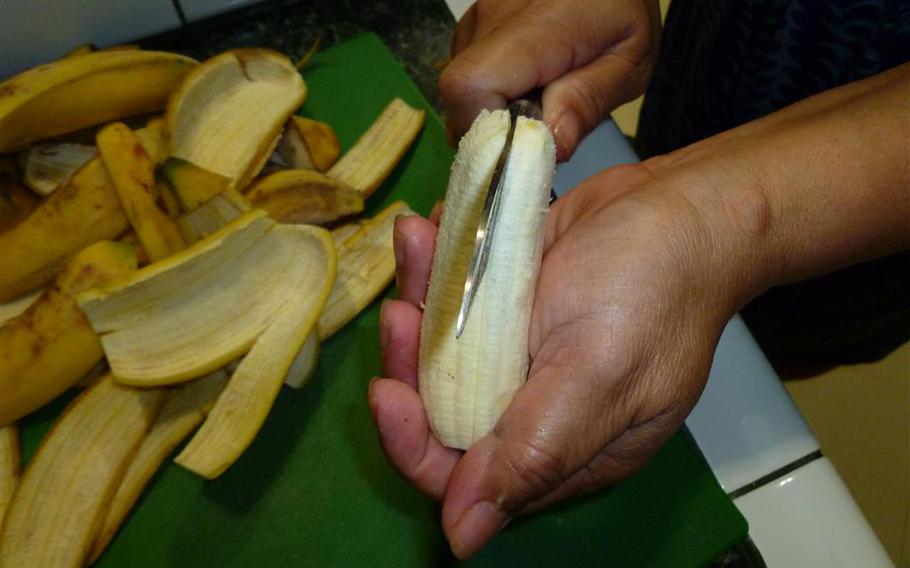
[647,63,910,308]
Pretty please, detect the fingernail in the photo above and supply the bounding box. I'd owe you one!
[550,113,576,162]
[393,221,407,269]
[449,501,508,560]
[378,300,391,350]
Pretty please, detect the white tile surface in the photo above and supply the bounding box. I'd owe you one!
[686,316,820,492]
[735,458,893,567]
[443,0,475,22]
[0,0,182,77]
[176,0,263,22]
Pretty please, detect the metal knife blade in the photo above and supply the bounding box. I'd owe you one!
[455,99,541,338]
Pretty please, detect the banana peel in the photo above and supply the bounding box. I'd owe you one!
[176,187,251,244]
[0,424,19,530]
[20,143,97,196]
[0,160,39,233]
[97,123,185,262]
[158,157,234,213]
[0,50,195,152]
[175,224,335,478]
[246,169,364,225]
[0,120,167,302]
[79,210,336,386]
[0,290,41,328]
[284,332,320,389]
[0,375,166,568]
[166,49,306,189]
[88,370,229,562]
[331,220,367,247]
[278,115,340,172]
[318,200,413,338]
[0,240,138,425]
[327,98,424,197]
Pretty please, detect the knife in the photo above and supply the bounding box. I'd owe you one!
[455,98,543,339]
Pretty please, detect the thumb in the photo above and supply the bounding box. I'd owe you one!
[440,331,632,559]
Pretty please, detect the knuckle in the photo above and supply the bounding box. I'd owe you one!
[561,74,608,126]
[493,438,566,510]
[437,63,480,104]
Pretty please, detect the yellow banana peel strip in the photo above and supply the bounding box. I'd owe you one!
[20,142,97,196]
[331,221,366,248]
[0,50,195,152]
[166,49,307,189]
[176,224,336,478]
[0,120,167,302]
[327,98,425,197]
[0,375,167,568]
[283,332,320,389]
[159,157,235,213]
[79,210,332,386]
[317,200,414,339]
[0,241,137,426]
[0,424,20,530]
[88,370,229,563]
[0,289,41,329]
[0,161,40,233]
[246,168,364,225]
[176,187,252,244]
[278,115,340,172]
[97,123,186,262]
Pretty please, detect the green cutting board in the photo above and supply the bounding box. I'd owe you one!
[18,33,747,567]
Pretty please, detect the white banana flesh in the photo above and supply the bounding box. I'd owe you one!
[418,110,555,450]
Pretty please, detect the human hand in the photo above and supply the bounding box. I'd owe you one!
[440,0,662,160]
[371,62,910,560]
[369,163,753,559]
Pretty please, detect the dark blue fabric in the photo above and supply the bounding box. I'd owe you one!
[637,0,910,156]
[635,1,910,368]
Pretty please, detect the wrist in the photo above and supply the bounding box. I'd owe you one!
[639,157,779,321]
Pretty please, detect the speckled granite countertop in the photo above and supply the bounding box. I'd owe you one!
[142,0,454,113]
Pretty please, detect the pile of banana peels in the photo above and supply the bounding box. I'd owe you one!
[0,44,423,566]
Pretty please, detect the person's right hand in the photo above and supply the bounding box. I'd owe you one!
[440,0,662,160]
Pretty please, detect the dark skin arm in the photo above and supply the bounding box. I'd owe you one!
[371,62,910,559]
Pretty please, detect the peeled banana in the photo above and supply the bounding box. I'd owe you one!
[418,110,555,450]
[0,50,195,152]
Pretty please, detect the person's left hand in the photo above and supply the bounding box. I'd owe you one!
[368,161,753,559]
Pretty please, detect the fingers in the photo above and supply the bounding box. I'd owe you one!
[542,52,651,160]
[439,1,659,156]
[441,326,631,559]
[379,300,422,389]
[393,215,437,306]
[369,378,461,500]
